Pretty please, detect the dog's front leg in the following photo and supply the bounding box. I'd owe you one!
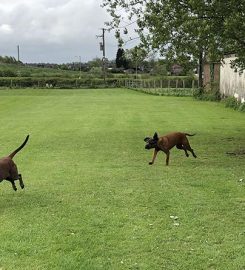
[149,149,158,165]
[165,151,170,166]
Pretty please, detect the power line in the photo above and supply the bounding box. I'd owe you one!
[117,20,138,29]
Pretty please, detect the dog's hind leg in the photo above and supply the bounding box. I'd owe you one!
[11,181,17,191]
[6,178,17,191]
[176,144,189,157]
[190,149,197,158]
[184,148,189,157]
[183,140,197,158]
[18,174,25,189]
[184,144,197,158]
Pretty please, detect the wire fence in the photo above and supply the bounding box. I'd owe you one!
[124,79,198,96]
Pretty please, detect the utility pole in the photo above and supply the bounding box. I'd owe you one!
[79,56,82,79]
[96,28,107,83]
[17,45,20,62]
[75,56,82,79]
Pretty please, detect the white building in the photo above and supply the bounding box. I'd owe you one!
[220,54,245,103]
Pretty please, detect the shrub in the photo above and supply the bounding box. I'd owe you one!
[224,96,239,109]
[194,87,221,101]
[132,88,194,97]
[0,69,17,77]
[223,96,245,112]
[193,87,204,99]
[238,102,245,112]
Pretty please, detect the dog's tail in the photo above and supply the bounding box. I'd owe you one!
[185,133,196,137]
[8,135,30,159]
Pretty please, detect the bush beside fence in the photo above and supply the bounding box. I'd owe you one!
[132,87,196,96]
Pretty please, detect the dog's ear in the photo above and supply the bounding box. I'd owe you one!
[144,137,151,142]
[153,132,159,140]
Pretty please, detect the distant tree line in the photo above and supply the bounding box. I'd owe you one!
[1,51,194,77]
[115,47,196,76]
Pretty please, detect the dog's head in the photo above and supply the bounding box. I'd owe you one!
[144,132,159,150]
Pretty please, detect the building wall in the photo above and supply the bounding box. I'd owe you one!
[214,63,221,82]
[220,55,245,102]
[203,63,211,87]
[203,62,220,89]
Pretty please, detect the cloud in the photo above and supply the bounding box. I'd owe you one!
[0,24,13,34]
[0,0,121,63]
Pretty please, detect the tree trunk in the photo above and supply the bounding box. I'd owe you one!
[198,50,203,88]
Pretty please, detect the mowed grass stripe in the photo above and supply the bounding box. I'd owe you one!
[0,89,244,270]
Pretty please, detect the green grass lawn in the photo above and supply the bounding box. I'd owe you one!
[0,89,244,270]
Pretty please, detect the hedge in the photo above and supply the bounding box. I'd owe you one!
[0,76,198,90]
[0,77,125,88]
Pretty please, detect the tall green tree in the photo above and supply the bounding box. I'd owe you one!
[102,0,245,86]
[116,48,128,69]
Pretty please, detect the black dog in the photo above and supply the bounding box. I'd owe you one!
[144,132,197,165]
[0,135,29,191]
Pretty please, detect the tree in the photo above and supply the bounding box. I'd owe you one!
[102,0,245,87]
[116,48,128,69]
[0,55,19,64]
[87,58,103,69]
[150,60,168,76]
[125,46,147,75]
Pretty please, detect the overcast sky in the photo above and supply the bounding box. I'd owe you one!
[0,0,137,63]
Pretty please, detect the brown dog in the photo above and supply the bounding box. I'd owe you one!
[0,135,29,191]
[144,132,197,165]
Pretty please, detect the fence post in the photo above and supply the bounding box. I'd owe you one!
[192,80,195,88]
[176,80,178,88]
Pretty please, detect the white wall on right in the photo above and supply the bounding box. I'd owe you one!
[220,55,245,102]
